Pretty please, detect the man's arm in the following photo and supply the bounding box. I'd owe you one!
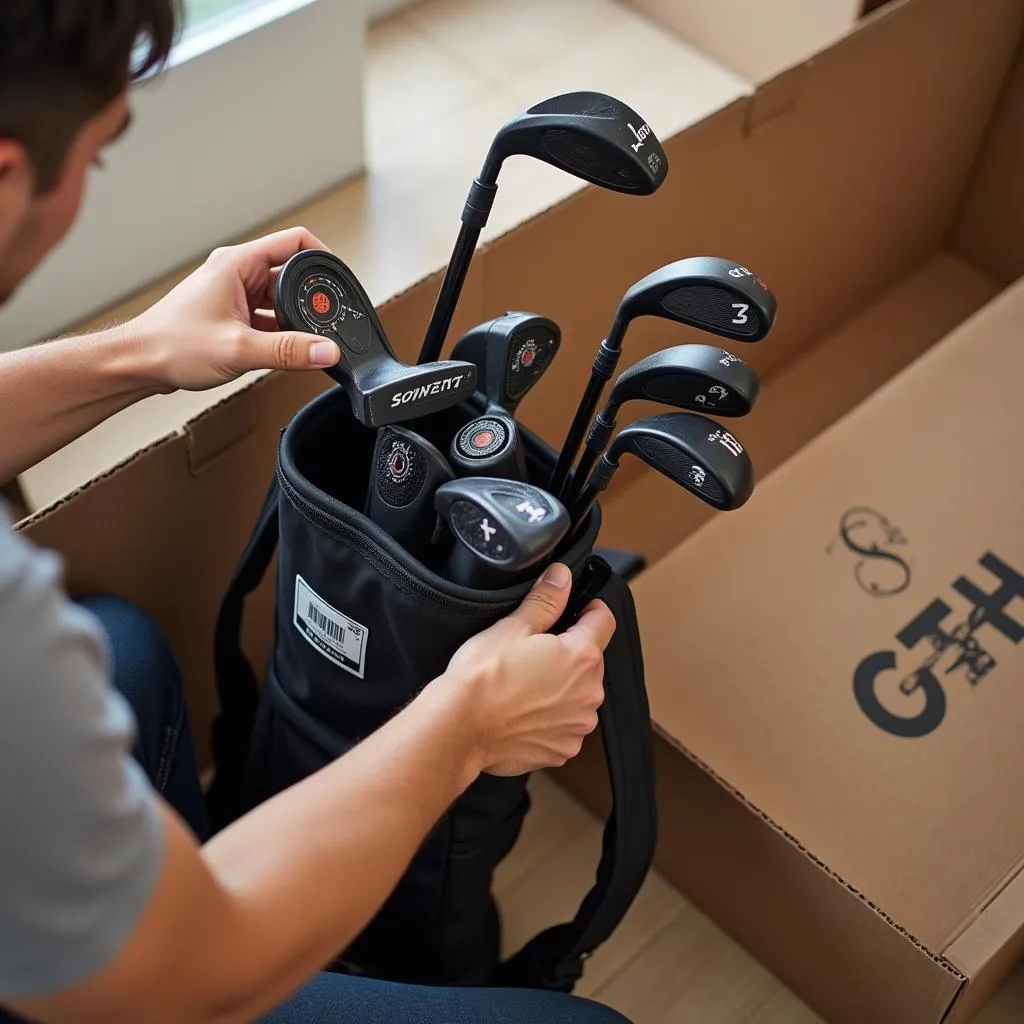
[0,227,340,483]
[5,564,613,1024]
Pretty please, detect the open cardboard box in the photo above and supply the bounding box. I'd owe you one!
[14,0,1024,1019]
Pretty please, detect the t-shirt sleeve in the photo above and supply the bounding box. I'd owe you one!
[0,512,164,1000]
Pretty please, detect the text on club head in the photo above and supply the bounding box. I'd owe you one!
[707,429,744,457]
[627,122,652,153]
[515,499,548,523]
[390,373,469,409]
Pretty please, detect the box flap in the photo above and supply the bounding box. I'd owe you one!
[632,276,1024,952]
[953,41,1024,284]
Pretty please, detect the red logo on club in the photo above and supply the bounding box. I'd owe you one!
[472,430,495,450]
[389,452,407,476]
[521,348,534,366]
[311,291,331,316]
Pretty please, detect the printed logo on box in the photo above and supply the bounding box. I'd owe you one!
[852,552,1023,738]
[293,575,368,679]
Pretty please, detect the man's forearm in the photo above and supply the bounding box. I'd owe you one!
[0,327,159,482]
[194,675,482,1021]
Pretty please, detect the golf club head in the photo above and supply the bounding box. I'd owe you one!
[435,478,569,588]
[617,257,777,344]
[275,250,477,427]
[450,414,527,481]
[487,91,668,195]
[365,426,454,562]
[608,344,761,418]
[451,312,561,415]
[606,411,755,511]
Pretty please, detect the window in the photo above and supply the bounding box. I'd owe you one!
[0,0,368,349]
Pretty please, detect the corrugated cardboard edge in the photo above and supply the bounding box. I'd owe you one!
[653,726,967,981]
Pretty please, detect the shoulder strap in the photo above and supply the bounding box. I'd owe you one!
[207,476,282,832]
[497,557,657,992]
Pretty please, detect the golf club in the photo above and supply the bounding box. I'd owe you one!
[450,413,527,481]
[549,257,776,500]
[566,344,761,506]
[275,250,477,427]
[417,91,668,365]
[434,478,569,589]
[365,426,454,563]
[569,411,755,533]
[451,312,561,416]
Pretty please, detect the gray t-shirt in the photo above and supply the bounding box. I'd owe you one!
[0,504,163,1000]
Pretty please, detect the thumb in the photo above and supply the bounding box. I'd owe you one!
[509,563,573,634]
[243,328,341,372]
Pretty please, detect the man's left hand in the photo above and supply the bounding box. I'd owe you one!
[127,226,342,393]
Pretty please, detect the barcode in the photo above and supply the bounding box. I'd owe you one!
[308,601,345,642]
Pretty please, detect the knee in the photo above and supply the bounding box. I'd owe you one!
[78,595,181,708]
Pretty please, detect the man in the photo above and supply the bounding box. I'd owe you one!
[0,4,628,1022]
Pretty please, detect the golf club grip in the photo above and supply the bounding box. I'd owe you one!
[418,223,481,365]
[550,373,608,499]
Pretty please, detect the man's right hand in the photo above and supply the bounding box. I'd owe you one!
[443,562,617,777]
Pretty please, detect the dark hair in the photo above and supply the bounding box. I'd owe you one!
[0,1,181,192]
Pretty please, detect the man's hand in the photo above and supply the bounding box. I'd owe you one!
[127,226,341,393]
[443,562,616,777]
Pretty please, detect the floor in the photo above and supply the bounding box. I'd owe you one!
[500,775,1024,1024]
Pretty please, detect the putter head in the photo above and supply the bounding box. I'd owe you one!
[276,250,477,426]
[619,257,777,343]
[607,411,755,510]
[609,344,761,418]
[451,312,561,415]
[488,91,668,195]
[435,478,569,571]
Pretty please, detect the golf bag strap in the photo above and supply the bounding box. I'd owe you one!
[498,561,657,992]
[208,476,282,829]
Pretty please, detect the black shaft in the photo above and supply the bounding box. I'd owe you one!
[565,406,618,508]
[570,461,617,534]
[418,222,482,365]
[549,320,628,501]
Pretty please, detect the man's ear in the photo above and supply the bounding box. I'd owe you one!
[0,139,33,245]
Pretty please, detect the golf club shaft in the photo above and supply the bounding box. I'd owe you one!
[569,462,616,534]
[565,408,618,507]
[549,323,627,500]
[418,223,481,365]
[418,171,501,365]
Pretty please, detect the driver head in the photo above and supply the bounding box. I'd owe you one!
[607,411,755,510]
[486,91,668,195]
[608,344,761,418]
[617,256,777,343]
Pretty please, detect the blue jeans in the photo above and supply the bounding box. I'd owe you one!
[81,597,632,1024]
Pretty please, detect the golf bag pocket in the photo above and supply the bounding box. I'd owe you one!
[209,383,655,991]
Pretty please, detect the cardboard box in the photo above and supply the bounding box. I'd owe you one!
[14,0,1024,1020]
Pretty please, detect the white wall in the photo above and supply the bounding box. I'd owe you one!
[368,0,420,21]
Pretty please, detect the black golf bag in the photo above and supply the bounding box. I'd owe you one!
[207,383,656,992]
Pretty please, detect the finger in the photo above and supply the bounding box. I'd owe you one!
[507,563,573,636]
[249,267,282,315]
[563,599,616,651]
[221,227,330,296]
[250,309,280,333]
[237,327,341,372]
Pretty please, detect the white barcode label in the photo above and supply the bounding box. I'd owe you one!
[293,575,368,678]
